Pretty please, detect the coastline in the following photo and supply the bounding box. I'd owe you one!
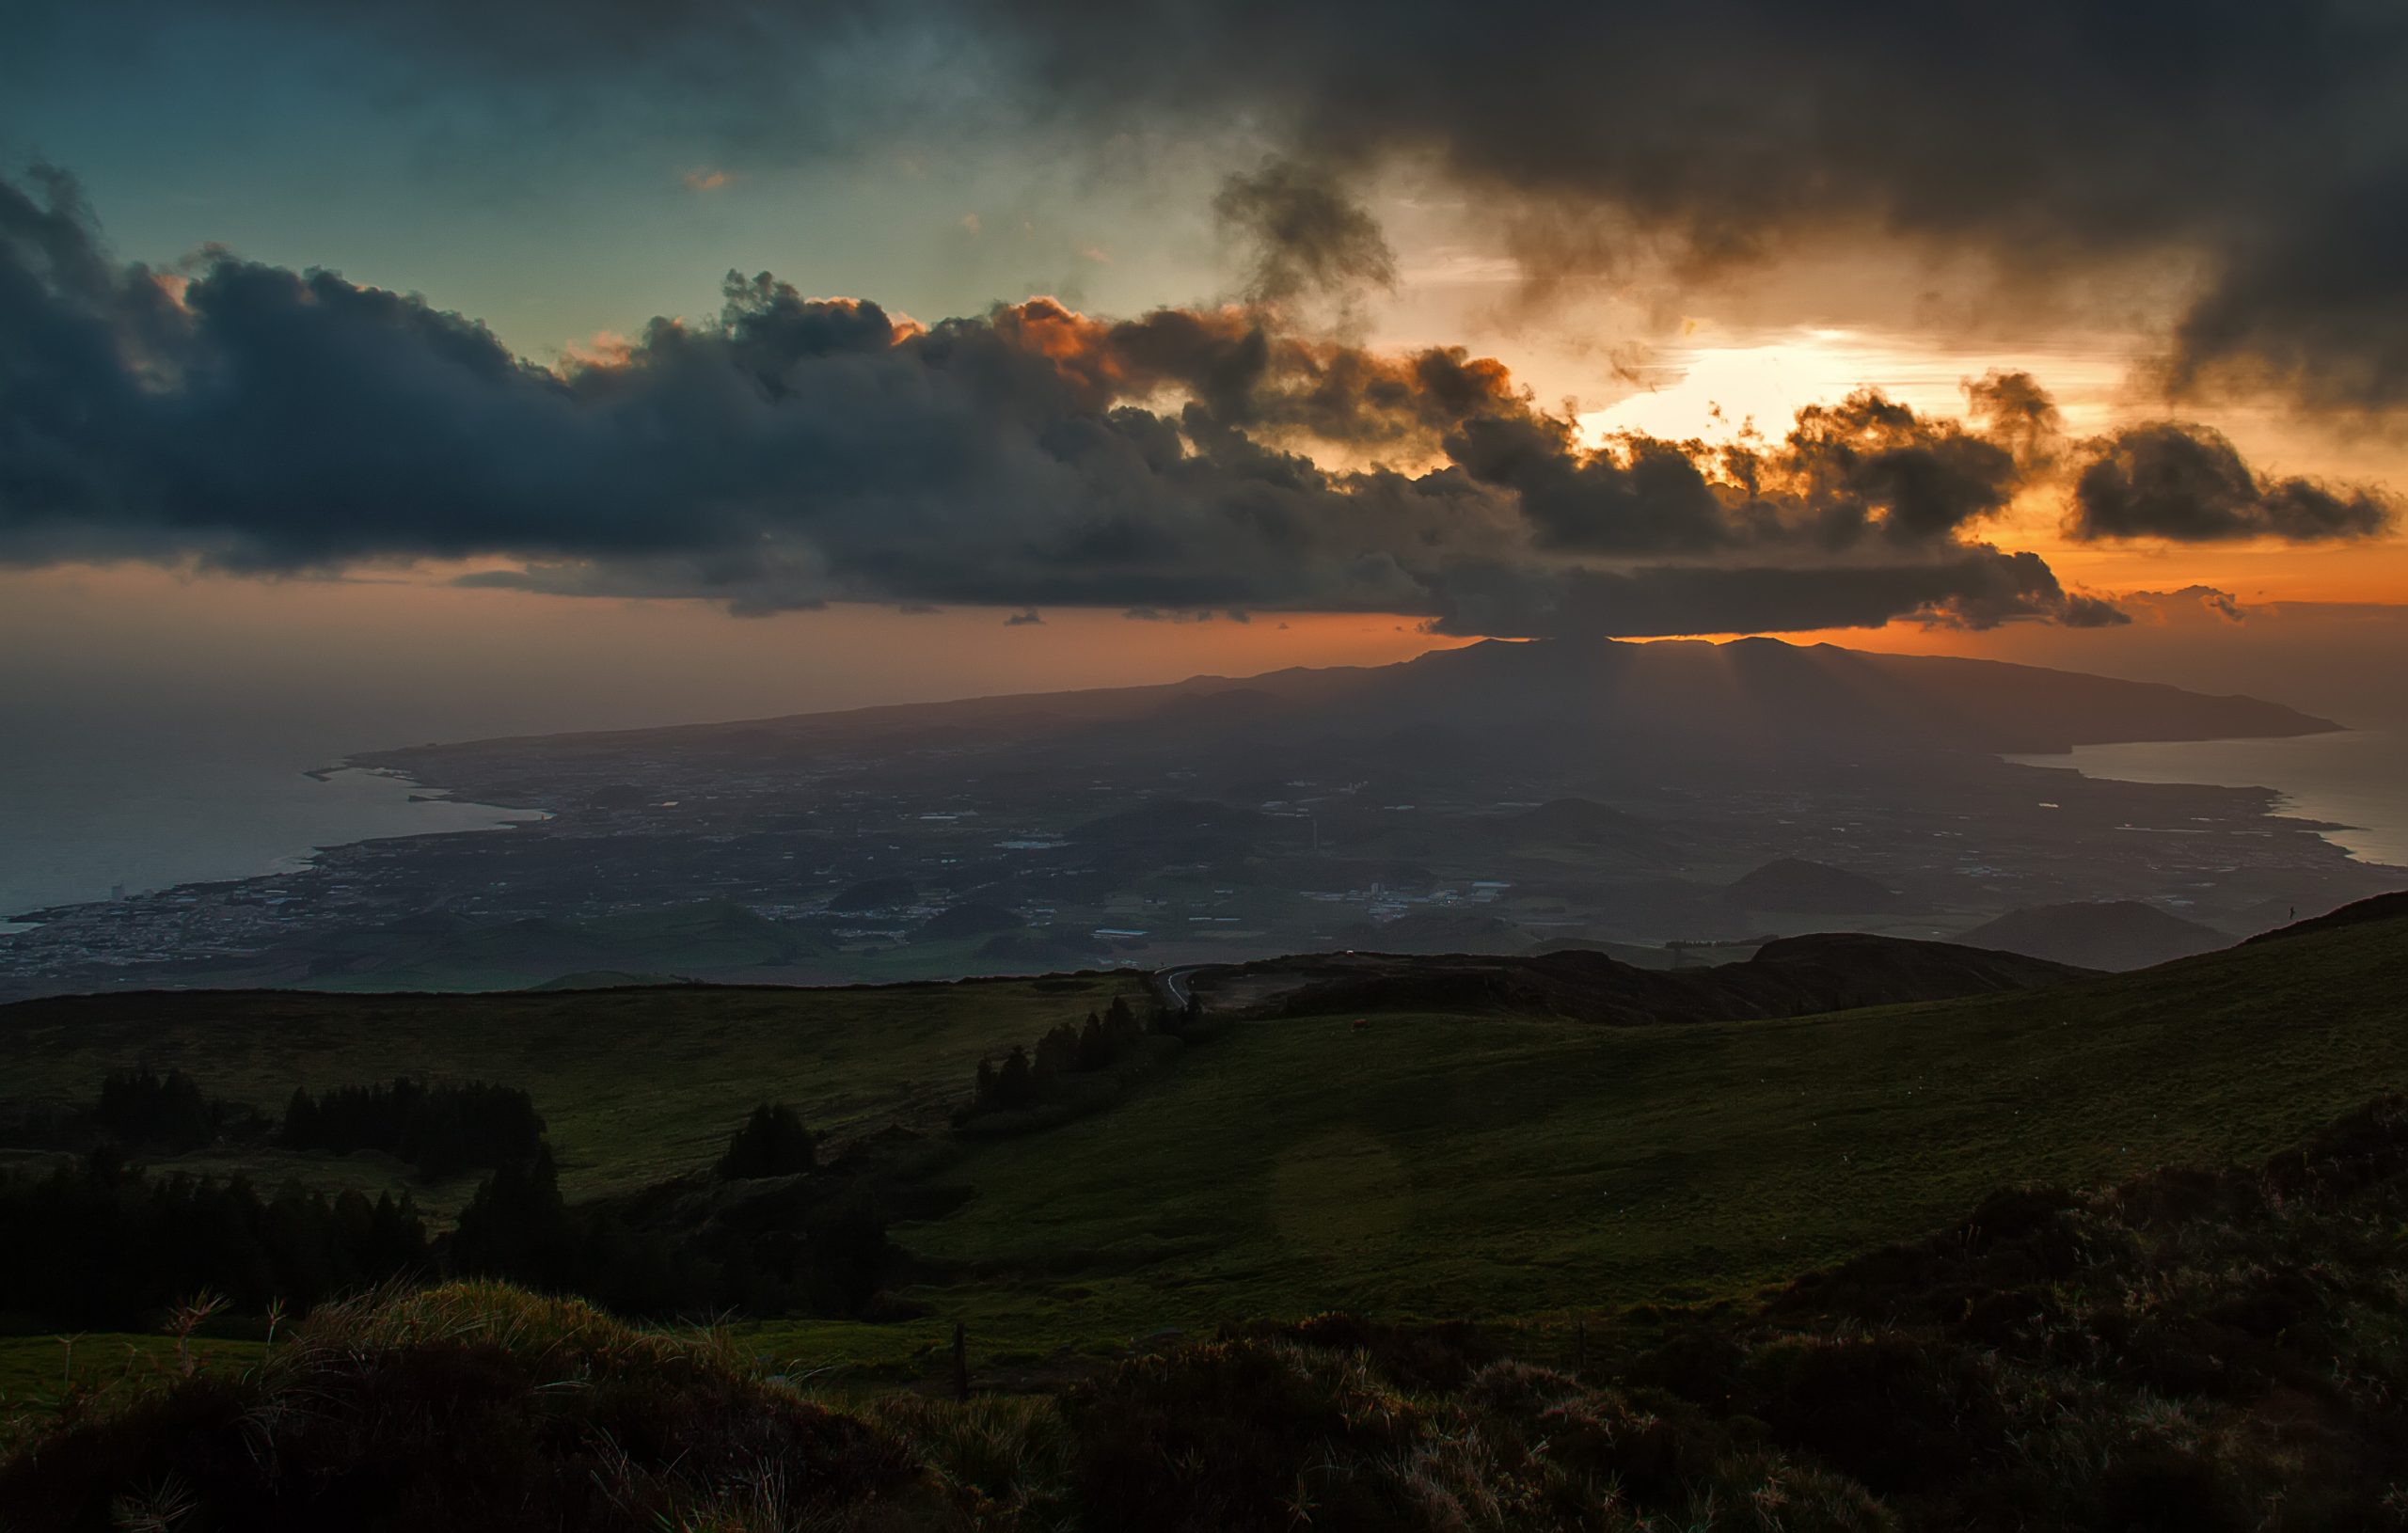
[2005,729,2408,871]
[1,760,548,926]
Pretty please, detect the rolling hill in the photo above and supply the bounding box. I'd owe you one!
[4,899,2406,1376]
[902,900,2408,1344]
[1959,899,2236,971]
[368,635,2342,792]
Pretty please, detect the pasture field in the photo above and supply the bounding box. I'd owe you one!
[5,911,2406,1384]
[870,911,2408,1358]
[0,971,1149,1205]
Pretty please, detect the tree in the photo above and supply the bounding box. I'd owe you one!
[1106,994,1141,1037]
[1034,1022,1081,1083]
[803,1192,893,1316]
[996,1046,1036,1109]
[717,1103,817,1179]
[452,1146,568,1284]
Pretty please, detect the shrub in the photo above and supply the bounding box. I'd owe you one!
[0,1283,941,1533]
[1061,1341,1426,1532]
[1745,1333,2006,1494]
[717,1102,816,1179]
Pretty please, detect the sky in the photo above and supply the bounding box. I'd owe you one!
[3,0,2404,740]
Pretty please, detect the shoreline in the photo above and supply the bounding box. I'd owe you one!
[2,761,548,927]
[2004,728,2408,872]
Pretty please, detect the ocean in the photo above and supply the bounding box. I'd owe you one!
[2005,729,2408,870]
[0,717,540,928]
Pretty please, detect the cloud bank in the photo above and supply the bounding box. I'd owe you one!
[24,0,2407,416]
[1,171,2392,638]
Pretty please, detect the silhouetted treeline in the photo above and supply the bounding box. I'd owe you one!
[964,996,1149,1119]
[281,1079,546,1179]
[1,1070,893,1326]
[452,1144,892,1319]
[0,1066,267,1155]
[0,1148,428,1330]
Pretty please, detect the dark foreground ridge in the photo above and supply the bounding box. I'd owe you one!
[2245,887,2408,945]
[1174,930,2088,1023]
[6,1092,2406,1532]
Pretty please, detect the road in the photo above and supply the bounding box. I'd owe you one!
[1150,965,1202,1014]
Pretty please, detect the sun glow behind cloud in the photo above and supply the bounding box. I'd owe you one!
[1575,324,2130,445]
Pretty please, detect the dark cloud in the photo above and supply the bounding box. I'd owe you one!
[977,0,2408,413]
[2067,424,2397,544]
[1427,550,2129,640]
[1446,387,2025,557]
[4,166,2302,640]
[1212,157,1397,311]
[15,2,2405,410]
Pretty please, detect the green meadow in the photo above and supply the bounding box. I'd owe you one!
[0,971,1150,1206]
[6,910,2407,1388]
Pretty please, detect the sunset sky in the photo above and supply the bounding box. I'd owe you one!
[5,0,2404,736]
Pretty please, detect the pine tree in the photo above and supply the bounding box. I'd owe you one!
[717,1103,816,1179]
[1034,1022,1080,1083]
[996,1046,1036,1108]
[1078,1012,1112,1070]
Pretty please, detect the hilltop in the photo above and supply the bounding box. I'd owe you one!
[366,635,2340,782]
[1172,930,2081,1022]
[1961,899,2235,971]
[1719,858,1907,915]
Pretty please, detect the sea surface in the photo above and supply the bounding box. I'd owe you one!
[0,718,540,929]
[2005,729,2408,870]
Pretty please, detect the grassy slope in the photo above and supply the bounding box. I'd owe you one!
[887,912,2408,1351]
[8,915,2407,1383]
[0,972,1149,1206]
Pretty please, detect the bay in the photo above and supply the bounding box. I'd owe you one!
[2005,729,2408,870]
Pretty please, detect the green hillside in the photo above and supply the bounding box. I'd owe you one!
[0,971,1148,1206]
[883,909,2408,1352]
[5,908,2407,1380]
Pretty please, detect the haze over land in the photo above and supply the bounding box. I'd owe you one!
[12,6,2408,1528]
[6,636,2399,1001]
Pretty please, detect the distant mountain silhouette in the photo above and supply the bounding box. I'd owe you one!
[1721,859,1906,914]
[439,637,2337,780]
[1190,930,2083,1025]
[1961,900,2231,971]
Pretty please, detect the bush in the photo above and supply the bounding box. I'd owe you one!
[1062,1341,1427,1532]
[716,1102,816,1179]
[0,1284,939,1533]
[1745,1334,2006,1494]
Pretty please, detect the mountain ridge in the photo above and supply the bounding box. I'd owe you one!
[356,636,2338,766]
